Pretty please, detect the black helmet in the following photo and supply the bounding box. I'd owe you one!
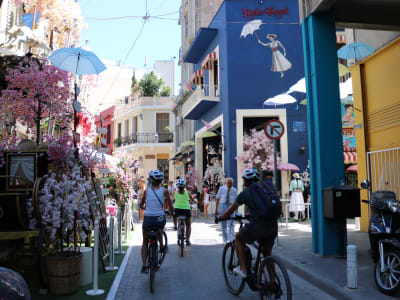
[149,169,163,181]
[242,169,260,181]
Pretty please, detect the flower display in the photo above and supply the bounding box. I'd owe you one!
[0,131,19,168]
[28,172,96,247]
[0,58,72,143]
[236,128,280,173]
[43,133,75,170]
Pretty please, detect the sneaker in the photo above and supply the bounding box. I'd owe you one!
[233,266,247,278]
[186,240,191,246]
[141,266,149,274]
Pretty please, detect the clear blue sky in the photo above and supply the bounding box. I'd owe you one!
[79,0,181,90]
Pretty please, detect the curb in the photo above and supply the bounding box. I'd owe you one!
[276,254,353,300]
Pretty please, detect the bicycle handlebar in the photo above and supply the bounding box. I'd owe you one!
[215,213,249,224]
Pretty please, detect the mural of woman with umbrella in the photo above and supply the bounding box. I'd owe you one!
[257,33,292,78]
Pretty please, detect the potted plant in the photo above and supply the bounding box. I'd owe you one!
[27,134,96,295]
[114,137,121,147]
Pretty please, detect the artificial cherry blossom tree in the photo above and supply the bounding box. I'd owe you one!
[236,128,279,173]
[0,58,72,144]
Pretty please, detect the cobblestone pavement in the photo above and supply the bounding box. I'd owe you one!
[111,217,334,300]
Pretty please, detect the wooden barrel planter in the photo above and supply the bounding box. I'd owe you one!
[45,251,82,295]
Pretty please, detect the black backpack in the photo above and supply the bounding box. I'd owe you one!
[248,182,281,219]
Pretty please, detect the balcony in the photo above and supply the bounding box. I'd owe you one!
[114,96,172,117]
[116,132,174,147]
[182,84,219,120]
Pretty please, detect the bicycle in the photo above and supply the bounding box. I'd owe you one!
[145,226,168,293]
[220,214,292,299]
[177,215,186,257]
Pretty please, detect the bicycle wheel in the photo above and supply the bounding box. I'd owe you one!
[159,230,168,265]
[149,244,157,293]
[257,256,292,300]
[179,223,185,257]
[222,241,245,295]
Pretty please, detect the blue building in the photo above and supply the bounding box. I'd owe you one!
[182,0,308,196]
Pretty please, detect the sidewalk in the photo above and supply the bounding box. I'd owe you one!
[276,219,399,299]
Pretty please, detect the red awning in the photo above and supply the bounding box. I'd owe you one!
[344,151,357,164]
[190,69,204,85]
[346,164,357,172]
[201,51,217,70]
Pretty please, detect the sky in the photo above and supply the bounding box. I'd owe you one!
[78,0,181,92]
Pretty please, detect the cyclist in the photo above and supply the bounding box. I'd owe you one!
[140,169,174,273]
[173,178,194,245]
[216,169,278,278]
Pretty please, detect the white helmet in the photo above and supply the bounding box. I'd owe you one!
[176,178,186,188]
[149,169,163,181]
[242,169,260,181]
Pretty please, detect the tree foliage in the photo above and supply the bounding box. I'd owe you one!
[138,71,164,97]
[160,86,172,97]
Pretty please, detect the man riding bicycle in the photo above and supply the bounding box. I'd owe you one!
[216,169,279,278]
[173,178,194,245]
[140,169,174,273]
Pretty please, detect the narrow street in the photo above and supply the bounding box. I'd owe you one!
[112,218,334,300]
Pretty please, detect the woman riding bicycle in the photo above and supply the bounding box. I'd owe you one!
[173,178,194,246]
[140,169,174,273]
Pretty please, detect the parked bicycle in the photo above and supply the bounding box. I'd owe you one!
[145,226,168,293]
[177,215,186,257]
[219,214,292,299]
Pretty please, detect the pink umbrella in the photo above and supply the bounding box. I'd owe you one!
[277,162,300,171]
[346,164,357,172]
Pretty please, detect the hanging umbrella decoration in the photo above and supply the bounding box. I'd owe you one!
[48,47,106,250]
[337,42,375,61]
[263,93,297,106]
[240,19,263,39]
[277,162,300,181]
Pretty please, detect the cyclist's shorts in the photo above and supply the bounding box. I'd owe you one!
[174,208,191,219]
[238,223,277,249]
[142,215,166,231]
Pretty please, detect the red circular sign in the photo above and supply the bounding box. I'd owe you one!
[264,119,285,140]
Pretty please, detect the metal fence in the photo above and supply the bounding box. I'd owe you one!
[367,147,400,197]
[119,132,173,145]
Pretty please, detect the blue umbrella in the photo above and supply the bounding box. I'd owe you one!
[337,42,375,61]
[48,47,106,75]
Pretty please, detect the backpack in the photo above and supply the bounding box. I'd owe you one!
[248,181,281,219]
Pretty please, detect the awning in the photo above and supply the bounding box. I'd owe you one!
[190,69,204,85]
[344,151,357,164]
[201,51,217,70]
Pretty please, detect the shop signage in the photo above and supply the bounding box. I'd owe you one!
[293,121,305,132]
[264,119,285,140]
[102,188,109,195]
[73,100,81,113]
[100,177,109,184]
[241,7,289,19]
[97,127,107,134]
[99,168,110,174]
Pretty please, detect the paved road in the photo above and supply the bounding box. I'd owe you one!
[112,218,334,300]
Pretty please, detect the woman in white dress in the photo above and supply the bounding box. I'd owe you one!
[257,33,292,78]
[289,173,305,221]
[202,186,210,219]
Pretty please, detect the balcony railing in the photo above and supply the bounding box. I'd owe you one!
[182,84,220,120]
[117,132,173,146]
[114,96,172,116]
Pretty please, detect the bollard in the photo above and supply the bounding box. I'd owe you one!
[347,245,358,289]
[105,216,118,271]
[115,209,125,255]
[86,220,104,296]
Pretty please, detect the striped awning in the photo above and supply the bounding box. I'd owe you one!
[201,51,217,70]
[190,69,204,85]
[344,151,357,164]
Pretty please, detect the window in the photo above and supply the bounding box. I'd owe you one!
[132,116,137,134]
[156,113,169,133]
[125,119,129,136]
[117,123,121,138]
[184,15,188,37]
[107,124,111,144]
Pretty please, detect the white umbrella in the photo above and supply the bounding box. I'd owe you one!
[264,94,297,106]
[240,20,262,39]
[288,77,306,93]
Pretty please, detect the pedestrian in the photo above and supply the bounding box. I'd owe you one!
[137,177,146,221]
[202,185,210,219]
[215,177,238,243]
[289,173,305,221]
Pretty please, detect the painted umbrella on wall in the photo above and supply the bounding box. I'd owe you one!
[240,19,262,39]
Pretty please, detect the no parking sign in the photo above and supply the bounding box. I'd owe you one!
[264,119,285,140]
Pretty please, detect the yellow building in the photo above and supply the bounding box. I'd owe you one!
[352,37,400,231]
[112,96,175,183]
